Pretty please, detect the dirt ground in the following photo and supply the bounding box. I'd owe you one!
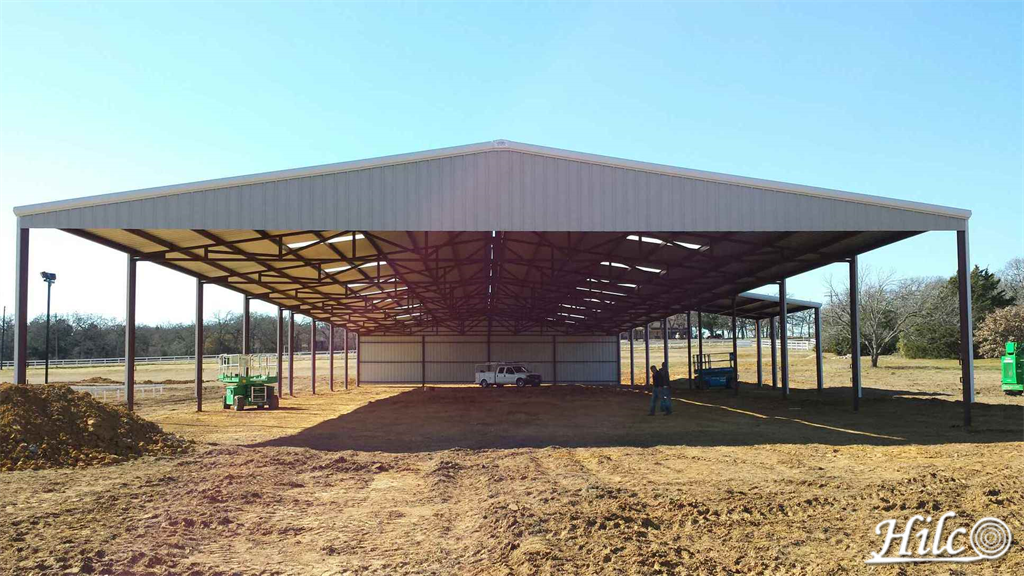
[2,346,1022,576]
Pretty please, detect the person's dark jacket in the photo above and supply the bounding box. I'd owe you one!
[657,369,670,389]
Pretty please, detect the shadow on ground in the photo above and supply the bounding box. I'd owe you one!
[251,382,1023,453]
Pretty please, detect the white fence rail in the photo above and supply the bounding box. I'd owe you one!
[1,350,353,370]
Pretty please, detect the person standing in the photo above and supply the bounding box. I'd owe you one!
[659,361,672,415]
[648,365,671,416]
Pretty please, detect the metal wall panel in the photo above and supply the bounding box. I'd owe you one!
[18,150,966,232]
[359,334,618,385]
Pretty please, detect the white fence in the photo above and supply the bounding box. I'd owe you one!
[759,338,814,351]
[1,350,354,370]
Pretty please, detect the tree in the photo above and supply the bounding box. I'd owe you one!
[975,305,1024,358]
[998,257,1024,305]
[823,267,929,367]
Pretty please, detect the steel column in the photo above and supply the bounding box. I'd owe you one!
[195,279,203,411]
[343,326,349,390]
[421,335,426,388]
[770,317,778,388]
[957,229,975,427]
[686,312,692,387]
[697,310,703,388]
[329,324,335,392]
[756,319,763,387]
[643,324,650,385]
[662,318,669,382]
[617,332,623,385]
[815,307,823,393]
[288,311,295,395]
[310,318,316,395]
[241,295,250,355]
[552,335,558,385]
[13,227,28,384]
[355,332,360,387]
[629,329,635,386]
[276,308,283,398]
[780,278,789,399]
[850,257,862,410]
[731,298,738,396]
[124,255,137,411]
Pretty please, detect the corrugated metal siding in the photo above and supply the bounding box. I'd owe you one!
[18,150,965,232]
[359,334,618,385]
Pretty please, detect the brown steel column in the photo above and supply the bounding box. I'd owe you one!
[552,335,558,385]
[195,279,204,412]
[756,319,763,387]
[815,307,824,393]
[770,317,778,388]
[125,255,137,411]
[287,311,295,396]
[355,332,360,387]
[241,295,250,355]
[310,318,317,395]
[731,298,738,396]
[697,311,703,388]
[780,278,789,399]
[276,308,283,398]
[643,324,650,385]
[957,229,975,426]
[329,324,335,392]
[616,332,622,385]
[850,257,861,411]
[13,227,29,384]
[343,326,349,390]
[662,318,669,380]
[629,329,635,386]
[686,312,692,387]
[421,335,426,388]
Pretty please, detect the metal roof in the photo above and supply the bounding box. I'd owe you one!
[701,291,820,320]
[12,140,966,335]
[14,139,969,230]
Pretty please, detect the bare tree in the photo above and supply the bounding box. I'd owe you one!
[1000,256,1024,304]
[823,267,930,367]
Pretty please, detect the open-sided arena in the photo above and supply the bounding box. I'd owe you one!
[4,141,1022,575]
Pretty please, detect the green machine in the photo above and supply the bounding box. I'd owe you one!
[218,354,280,410]
[1002,342,1023,396]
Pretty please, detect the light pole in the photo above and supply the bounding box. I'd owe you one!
[40,272,56,384]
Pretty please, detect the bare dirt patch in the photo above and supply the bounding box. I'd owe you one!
[1,380,1021,576]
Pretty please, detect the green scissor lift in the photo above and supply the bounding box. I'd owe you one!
[218,353,280,410]
[1002,342,1023,396]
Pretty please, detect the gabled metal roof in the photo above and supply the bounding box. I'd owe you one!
[14,139,969,231]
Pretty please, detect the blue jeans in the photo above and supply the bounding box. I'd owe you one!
[649,387,672,414]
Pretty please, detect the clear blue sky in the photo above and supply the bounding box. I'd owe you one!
[1,1,1021,324]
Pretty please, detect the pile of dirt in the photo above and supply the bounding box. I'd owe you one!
[79,376,118,384]
[0,384,191,471]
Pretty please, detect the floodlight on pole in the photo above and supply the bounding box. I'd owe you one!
[40,272,56,384]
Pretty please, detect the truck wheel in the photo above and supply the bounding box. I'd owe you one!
[516,378,526,387]
[234,396,245,411]
[480,379,490,388]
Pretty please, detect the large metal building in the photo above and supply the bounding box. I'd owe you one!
[10,140,977,422]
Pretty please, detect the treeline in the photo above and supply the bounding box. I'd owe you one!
[0,312,356,363]
[821,257,1023,366]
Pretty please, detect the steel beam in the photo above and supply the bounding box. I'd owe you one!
[421,335,426,388]
[241,295,250,355]
[288,311,295,396]
[329,323,335,392]
[617,332,623,385]
[276,308,283,398]
[125,255,137,411]
[644,324,650,386]
[770,316,778,388]
[355,332,360,387]
[957,229,975,427]
[686,312,692,387]
[629,329,635,386]
[195,279,203,411]
[662,318,669,379]
[310,318,317,395]
[850,257,861,411]
[780,278,789,399]
[815,307,823,392]
[697,310,703,388]
[732,297,738,396]
[13,227,28,384]
[343,326,349,390]
[756,318,763,387]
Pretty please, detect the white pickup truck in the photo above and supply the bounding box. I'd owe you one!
[474,362,543,388]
